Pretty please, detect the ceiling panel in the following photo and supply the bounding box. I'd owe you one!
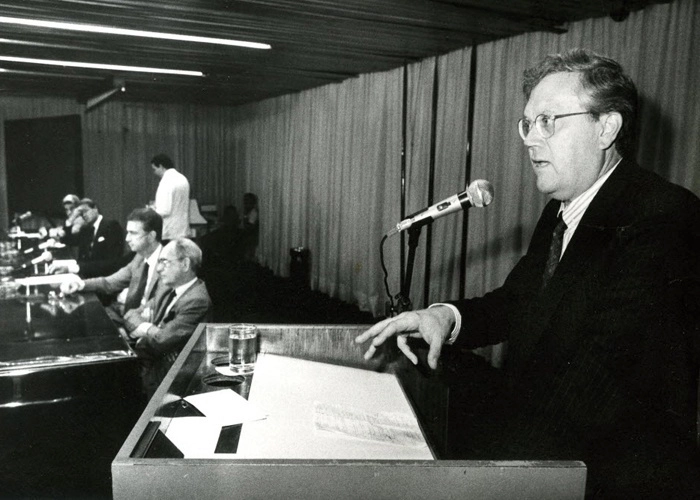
[0,0,668,107]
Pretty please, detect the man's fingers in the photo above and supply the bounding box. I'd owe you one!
[426,338,444,370]
[396,335,418,365]
[355,316,396,343]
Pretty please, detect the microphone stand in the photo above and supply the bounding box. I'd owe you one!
[394,224,423,314]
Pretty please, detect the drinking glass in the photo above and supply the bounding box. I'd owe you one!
[228,324,258,374]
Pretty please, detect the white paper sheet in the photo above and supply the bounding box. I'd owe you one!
[163,417,222,457]
[235,354,432,459]
[184,388,267,426]
[313,401,426,448]
[16,273,79,286]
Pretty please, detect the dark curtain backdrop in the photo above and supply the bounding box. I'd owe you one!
[0,1,698,363]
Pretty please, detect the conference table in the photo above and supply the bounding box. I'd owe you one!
[113,323,587,499]
[0,269,142,497]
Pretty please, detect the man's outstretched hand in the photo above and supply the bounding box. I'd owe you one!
[354,306,454,369]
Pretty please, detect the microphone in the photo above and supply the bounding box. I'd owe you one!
[388,179,494,235]
[13,252,53,272]
[22,238,58,255]
[30,253,52,266]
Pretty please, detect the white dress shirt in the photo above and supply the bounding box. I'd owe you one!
[154,168,190,240]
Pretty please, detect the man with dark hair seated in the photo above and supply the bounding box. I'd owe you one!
[60,208,164,323]
[48,198,127,278]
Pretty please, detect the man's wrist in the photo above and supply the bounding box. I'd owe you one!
[429,303,461,344]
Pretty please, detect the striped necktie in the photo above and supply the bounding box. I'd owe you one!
[542,213,567,289]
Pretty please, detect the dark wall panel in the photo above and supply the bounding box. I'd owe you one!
[5,115,83,225]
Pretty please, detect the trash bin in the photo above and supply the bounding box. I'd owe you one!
[289,247,310,287]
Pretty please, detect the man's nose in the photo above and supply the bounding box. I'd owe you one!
[522,127,540,147]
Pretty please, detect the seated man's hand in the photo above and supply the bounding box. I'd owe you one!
[123,307,149,333]
[48,227,66,239]
[70,216,85,234]
[59,278,85,295]
[355,306,455,369]
[48,260,80,274]
[130,322,153,339]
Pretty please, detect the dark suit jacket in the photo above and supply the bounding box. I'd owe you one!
[64,218,127,278]
[450,159,700,496]
[124,279,212,396]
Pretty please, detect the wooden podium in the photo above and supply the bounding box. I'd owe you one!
[112,323,586,499]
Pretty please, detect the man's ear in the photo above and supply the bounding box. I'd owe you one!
[598,111,622,150]
[182,257,192,272]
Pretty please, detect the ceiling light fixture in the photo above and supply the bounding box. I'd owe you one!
[0,16,271,49]
[86,78,126,111]
[0,56,204,76]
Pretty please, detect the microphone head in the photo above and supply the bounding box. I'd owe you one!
[467,179,494,207]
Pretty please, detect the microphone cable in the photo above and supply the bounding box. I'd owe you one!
[379,233,395,314]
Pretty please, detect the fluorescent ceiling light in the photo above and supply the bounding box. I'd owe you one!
[0,56,204,76]
[0,16,271,49]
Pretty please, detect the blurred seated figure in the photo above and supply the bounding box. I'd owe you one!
[123,238,211,397]
[11,210,53,234]
[48,194,82,240]
[47,198,128,278]
[200,204,244,269]
[241,193,259,261]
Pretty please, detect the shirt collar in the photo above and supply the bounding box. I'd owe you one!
[173,276,197,297]
[559,157,622,227]
[92,214,103,232]
[145,244,163,267]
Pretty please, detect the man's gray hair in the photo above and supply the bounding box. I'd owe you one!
[171,238,202,273]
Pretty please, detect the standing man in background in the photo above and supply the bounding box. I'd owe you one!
[150,153,190,242]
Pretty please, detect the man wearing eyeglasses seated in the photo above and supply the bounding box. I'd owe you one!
[356,49,700,497]
[123,237,212,397]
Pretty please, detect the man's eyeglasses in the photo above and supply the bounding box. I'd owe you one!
[518,111,592,140]
[157,257,184,268]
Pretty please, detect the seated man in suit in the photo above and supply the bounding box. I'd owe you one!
[48,198,128,278]
[124,238,212,397]
[59,208,164,324]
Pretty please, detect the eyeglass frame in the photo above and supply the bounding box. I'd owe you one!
[157,257,185,268]
[517,111,593,140]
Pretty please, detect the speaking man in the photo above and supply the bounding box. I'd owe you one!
[356,49,700,497]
